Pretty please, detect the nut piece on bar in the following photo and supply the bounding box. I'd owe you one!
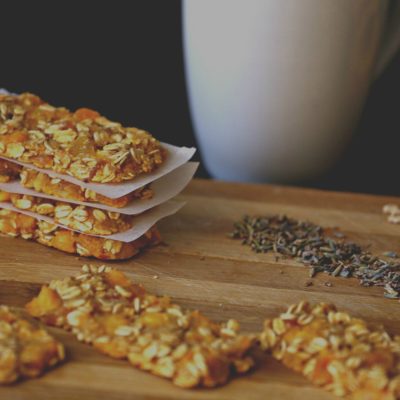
[0,208,160,259]
[0,92,165,183]
[20,168,153,208]
[260,301,400,399]
[0,159,21,183]
[1,190,134,235]
[0,305,64,384]
[26,265,256,388]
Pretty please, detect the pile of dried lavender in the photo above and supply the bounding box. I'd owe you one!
[231,215,400,299]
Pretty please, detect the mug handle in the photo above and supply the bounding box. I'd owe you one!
[374,0,400,77]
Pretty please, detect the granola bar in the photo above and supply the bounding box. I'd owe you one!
[20,168,153,208]
[0,159,21,183]
[26,265,256,388]
[260,301,400,399]
[0,92,165,183]
[0,208,160,259]
[0,305,64,384]
[0,190,134,235]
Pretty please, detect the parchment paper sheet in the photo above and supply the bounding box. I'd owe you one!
[0,162,198,215]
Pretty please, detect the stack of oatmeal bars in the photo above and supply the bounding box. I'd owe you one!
[0,91,196,259]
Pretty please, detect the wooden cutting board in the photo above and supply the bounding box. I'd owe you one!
[2,178,400,399]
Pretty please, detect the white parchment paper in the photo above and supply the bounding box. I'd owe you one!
[0,144,195,198]
[0,162,198,215]
[0,200,185,243]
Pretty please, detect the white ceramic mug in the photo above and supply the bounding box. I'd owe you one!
[183,0,400,183]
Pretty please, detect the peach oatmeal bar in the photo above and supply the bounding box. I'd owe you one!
[20,168,153,208]
[26,265,256,388]
[0,208,160,259]
[0,190,135,235]
[260,301,400,399]
[0,305,64,384]
[0,92,165,183]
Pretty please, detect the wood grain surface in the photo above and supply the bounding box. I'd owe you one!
[2,178,400,399]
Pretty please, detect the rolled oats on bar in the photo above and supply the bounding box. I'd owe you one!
[0,208,160,259]
[260,301,400,399]
[0,93,165,183]
[0,305,64,384]
[26,265,256,388]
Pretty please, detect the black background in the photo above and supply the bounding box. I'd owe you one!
[1,1,400,196]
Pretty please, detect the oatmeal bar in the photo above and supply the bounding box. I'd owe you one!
[26,265,256,388]
[0,208,160,259]
[1,190,134,235]
[260,301,400,399]
[20,168,153,208]
[0,92,165,183]
[0,305,64,384]
[0,159,21,183]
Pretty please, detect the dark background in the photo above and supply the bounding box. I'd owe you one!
[1,1,400,196]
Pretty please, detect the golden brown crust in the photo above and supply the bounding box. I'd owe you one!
[0,305,64,384]
[0,208,160,259]
[20,168,153,208]
[0,159,21,183]
[1,190,134,235]
[0,93,165,183]
[26,265,256,388]
[260,301,400,399]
